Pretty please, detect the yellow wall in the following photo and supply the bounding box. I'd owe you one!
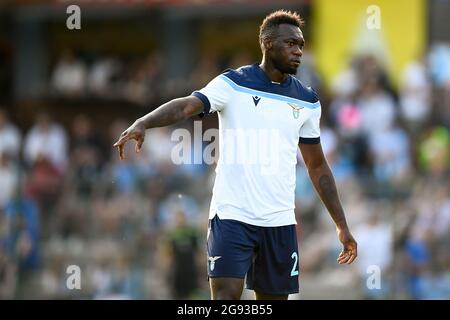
[312,0,426,87]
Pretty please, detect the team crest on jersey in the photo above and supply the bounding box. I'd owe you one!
[252,96,261,106]
[208,256,222,271]
[287,103,304,119]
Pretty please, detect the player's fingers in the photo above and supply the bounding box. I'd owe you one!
[118,145,125,160]
[113,137,125,147]
[135,138,144,153]
[337,254,345,263]
[114,129,133,147]
[338,252,351,264]
[338,250,347,258]
[346,256,356,264]
[346,251,357,264]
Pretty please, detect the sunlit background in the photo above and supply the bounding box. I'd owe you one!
[0,0,449,299]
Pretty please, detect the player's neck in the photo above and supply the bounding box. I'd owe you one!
[259,59,288,84]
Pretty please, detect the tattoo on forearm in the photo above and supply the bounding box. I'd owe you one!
[318,174,337,201]
[143,100,186,128]
[318,173,346,225]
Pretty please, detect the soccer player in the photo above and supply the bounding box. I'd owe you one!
[113,10,357,300]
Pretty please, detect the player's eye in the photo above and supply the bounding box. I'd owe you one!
[287,41,294,46]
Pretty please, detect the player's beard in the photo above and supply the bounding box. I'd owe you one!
[273,59,298,75]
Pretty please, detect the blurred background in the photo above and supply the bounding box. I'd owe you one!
[0,0,449,300]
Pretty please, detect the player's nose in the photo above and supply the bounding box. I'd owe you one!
[293,46,302,57]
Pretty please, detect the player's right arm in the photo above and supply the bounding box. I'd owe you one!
[113,95,204,160]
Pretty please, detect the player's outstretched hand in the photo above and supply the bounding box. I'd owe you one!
[336,227,357,265]
[113,121,146,160]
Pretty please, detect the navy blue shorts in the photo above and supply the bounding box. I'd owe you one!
[207,214,299,295]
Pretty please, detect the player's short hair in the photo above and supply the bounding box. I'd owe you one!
[259,10,304,44]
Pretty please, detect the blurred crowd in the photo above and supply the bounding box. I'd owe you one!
[1,43,450,300]
[47,49,250,106]
[48,49,166,106]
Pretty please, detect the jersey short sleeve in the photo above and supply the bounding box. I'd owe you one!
[298,104,321,144]
[191,75,233,116]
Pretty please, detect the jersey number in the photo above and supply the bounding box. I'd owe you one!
[291,252,299,276]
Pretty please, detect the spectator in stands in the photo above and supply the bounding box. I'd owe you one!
[399,58,432,133]
[164,211,201,299]
[50,50,87,98]
[0,108,21,160]
[0,153,19,211]
[88,55,122,99]
[23,112,68,172]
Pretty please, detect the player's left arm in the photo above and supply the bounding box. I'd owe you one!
[299,142,357,264]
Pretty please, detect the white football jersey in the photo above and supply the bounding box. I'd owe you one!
[192,64,321,227]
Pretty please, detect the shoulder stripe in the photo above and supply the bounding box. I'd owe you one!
[219,75,320,109]
[191,91,211,117]
[299,137,321,144]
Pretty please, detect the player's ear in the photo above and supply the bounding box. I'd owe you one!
[262,38,273,51]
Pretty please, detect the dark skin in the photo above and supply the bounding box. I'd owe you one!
[114,23,357,301]
[299,142,357,266]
